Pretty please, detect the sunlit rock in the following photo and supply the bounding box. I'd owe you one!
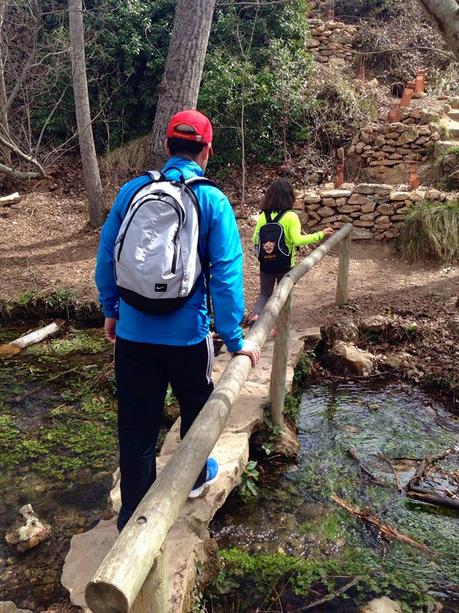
[5,504,52,552]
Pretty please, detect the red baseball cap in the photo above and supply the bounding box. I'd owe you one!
[166,110,213,145]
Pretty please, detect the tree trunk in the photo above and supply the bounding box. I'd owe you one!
[68,0,105,228]
[416,0,459,60]
[0,1,13,187]
[150,0,216,168]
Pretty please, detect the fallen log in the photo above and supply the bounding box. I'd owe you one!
[407,488,459,512]
[0,322,60,357]
[0,192,21,206]
[331,494,430,552]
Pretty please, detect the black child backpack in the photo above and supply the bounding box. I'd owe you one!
[257,210,291,274]
[114,170,215,315]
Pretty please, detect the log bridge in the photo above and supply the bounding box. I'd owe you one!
[79,224,353,612]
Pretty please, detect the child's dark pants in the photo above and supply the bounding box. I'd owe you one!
[253,270,289,316]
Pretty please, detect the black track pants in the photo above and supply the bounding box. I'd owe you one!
[115,335,214,532]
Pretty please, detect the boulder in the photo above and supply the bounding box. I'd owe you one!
[304,193,322,204]
[320,189,352,198]
[376,203,395,215]
[321,319,359,345]
[329,341,375,376]
[360,315,391,337]
[273,422,300,459]
[361,184,392,196]
[351,227,372,240]
[5,505,52,552]
[390,191,411,201]
[0,604,32,613]
[359,596,403,613]
[396,129,418,145]
[348,193,369,205]
[301,327,322,351]
[361,202,376,213]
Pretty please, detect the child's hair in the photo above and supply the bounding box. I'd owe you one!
[261,178,295,212]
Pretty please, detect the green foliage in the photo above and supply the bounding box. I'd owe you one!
[293,351,314,389]
[33,0,315,163]
[200,0,312,165]
[398,201,459,264]
[0,414,44,467]
[238,460,260,500]
[207,546,439,611]
[0,327,117,481]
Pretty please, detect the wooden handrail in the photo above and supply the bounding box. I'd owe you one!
[85,223,353,613]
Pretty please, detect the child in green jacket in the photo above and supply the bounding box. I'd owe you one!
[251,178,333,323]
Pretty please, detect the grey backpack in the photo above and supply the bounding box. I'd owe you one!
[114,170,214,314]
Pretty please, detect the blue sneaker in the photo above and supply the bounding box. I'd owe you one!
[188,457,219,499]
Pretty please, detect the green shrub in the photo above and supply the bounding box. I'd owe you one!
[398,201,459,264]
[199,0,312,166]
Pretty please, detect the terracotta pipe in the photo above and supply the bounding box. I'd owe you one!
[334,162,345,189]
[409,167,420,190]
[415,69,426,94]
[387,104,400,123]
[400,81,415,108]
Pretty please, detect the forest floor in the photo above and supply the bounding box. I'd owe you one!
[1,180,458,409]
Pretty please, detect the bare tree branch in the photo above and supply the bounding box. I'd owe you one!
[0,131,46,177]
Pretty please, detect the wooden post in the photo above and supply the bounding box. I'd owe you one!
[130,547,168,613]
[269,291,292,428]
[336,229,352,306]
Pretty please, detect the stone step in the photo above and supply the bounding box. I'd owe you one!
[448,110,459,122]
[434,140,459,157]
[447,125,459,138]
[450,97,459,109]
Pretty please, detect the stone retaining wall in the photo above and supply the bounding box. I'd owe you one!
[347,119,441,184]
[302,183,451,240]
[306,18,357,66]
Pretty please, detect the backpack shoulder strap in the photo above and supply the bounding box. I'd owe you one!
[145,170,165,182]
[273,210,288,223]
[265,210,272,223]
[184,176,219,189]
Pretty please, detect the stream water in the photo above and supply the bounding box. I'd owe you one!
[208,381,459,612]
[1,325,458,612]
[0,325,118,611]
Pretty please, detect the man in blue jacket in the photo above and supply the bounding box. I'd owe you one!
[96,110,260,531]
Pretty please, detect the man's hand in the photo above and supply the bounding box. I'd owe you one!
[234,339,261,367]
[322,227,334,238]
[104,317,117,344]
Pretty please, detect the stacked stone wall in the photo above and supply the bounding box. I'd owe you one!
[301,184,452,240]
[347,114,441,184]
[307,18,357,66]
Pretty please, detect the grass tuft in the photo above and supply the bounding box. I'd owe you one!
[398,200,459,264]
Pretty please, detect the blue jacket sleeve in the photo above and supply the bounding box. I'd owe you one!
[207,192,245,353]
[95,176,150,318]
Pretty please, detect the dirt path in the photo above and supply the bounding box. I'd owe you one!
[1,192,457,325]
